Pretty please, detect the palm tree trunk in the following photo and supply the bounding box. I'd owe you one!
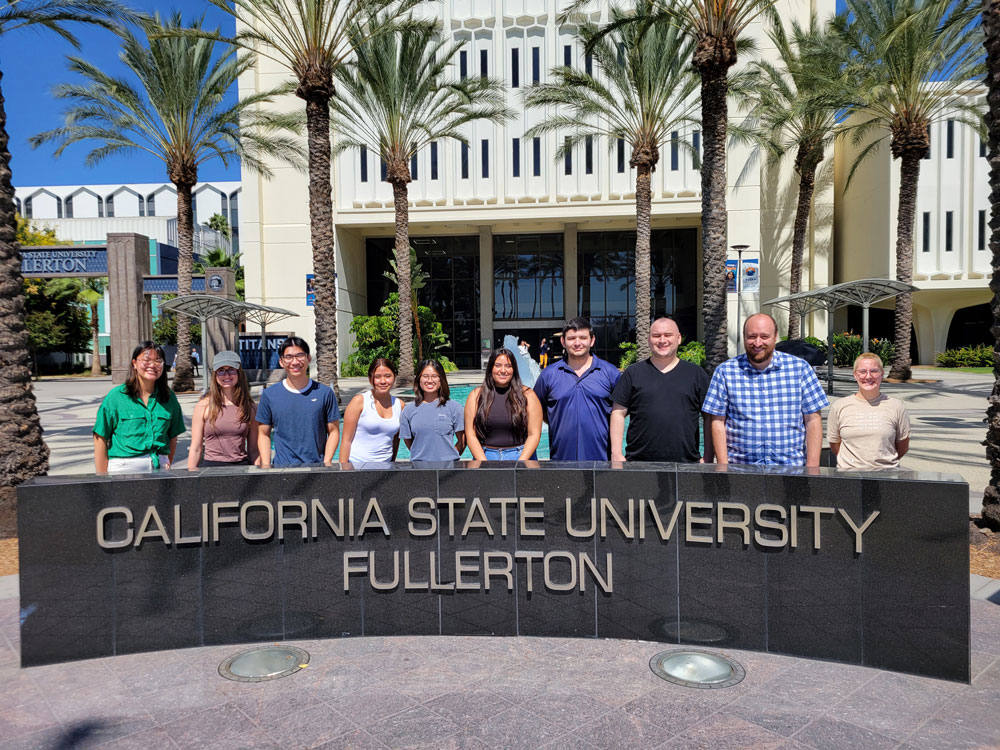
[698,66,731,371]
[635,163,653,360]
[172,181,195,392]
[788,155,818,341]
[0,70,48,485]
[983,0,1000,529]
[412,290,423,362]
[392,179,414,386]
[889,150,921,381]
[90,301,102,376]
[305,94,340,398]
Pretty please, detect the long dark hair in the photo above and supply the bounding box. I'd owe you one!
[415,359,450,406]
[125,341,170,402]
[474,348,527,444]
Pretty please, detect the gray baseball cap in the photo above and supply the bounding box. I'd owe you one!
[212,351,242,371]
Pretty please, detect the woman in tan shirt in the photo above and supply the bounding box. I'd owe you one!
[827,353,910,470]
[187,351,260,468]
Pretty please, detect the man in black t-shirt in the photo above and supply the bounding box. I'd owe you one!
[610,317,713,463]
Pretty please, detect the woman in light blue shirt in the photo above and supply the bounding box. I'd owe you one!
[400,360,466,462]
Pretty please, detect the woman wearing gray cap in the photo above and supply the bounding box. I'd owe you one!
[187,351,260,468]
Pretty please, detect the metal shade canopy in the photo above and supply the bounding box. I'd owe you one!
[764,278,918,393]
[159,295,299,390]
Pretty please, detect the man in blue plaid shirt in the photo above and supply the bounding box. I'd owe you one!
[703,313,828,466]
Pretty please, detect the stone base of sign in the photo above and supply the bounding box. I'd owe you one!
[16,463,970,681]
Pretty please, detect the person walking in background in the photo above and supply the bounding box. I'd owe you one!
[257,337,340,467]
[187,351,260,468]
[465,348,542,460]
[534,318,619,460]
[611,317,712,463]
[539,337,549,368]
[93,341,185,474]
[191,347,200,377]
[400,359,466,462]
[340,358,404,464]
[828,353,910,469]
[703,313,828,466]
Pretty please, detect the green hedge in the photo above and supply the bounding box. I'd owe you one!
[342,292,457,377]
[935,344,994,368]
[617,340,705,369]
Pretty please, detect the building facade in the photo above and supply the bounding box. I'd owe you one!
[239,0,836,370]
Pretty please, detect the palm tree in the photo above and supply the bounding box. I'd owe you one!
[983,0,1000,530]
[831,0,983,380]
[525,0,698,359]
[0,0,135,487]
[195,247,245,299]
[735,16,843,340]
[207,0,421,396]
[32,13,303,392]
[330,22,510,385]
[44,277,107,376]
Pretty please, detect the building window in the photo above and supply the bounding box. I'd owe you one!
[945,211,954,252]
[531,47,540,84]
[229,191,239,252]
[922,212,930,252]
[480,49,488,79]
[65,196,74,219]
[692,131,701,170]
[616,43,624,66]
[139,196,145,217]
[97,197,104,218]
[481,139,489,178]
[360,146,368,182]
[585,53,592,76]
[147,193,156,217]
[380,158,387,182]
[493,233,564,319]
[979,210,987,251]
[460,50,467,79]
[106,195,115,218]
[411,153,418,181]
[564,45,571,67]
[924,125,931,159]
[24,197,32,218]
[430,142,439,180]
[946,119,954,159]
[617,139,625,173]
[533,137,541,177]
[585,135,593,174]
[512,138,520,178]
[565,137,572,175]
[511,48,519,88]
[981,138,987,158]
[461,143,469,179]
[670,131,678,171]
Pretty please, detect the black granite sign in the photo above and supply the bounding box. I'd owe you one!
[17,463,970,681]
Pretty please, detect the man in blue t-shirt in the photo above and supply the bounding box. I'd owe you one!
[256,337,341,467]
[533,317,620,460]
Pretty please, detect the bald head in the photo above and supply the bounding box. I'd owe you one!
[743,313,777,338]
[649,317,682,361]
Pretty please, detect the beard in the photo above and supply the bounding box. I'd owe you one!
[748,346,773,363]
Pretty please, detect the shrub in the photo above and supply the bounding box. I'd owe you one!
[618,341,637,369]
[822,332,895,368]
[935,344,993,368]
[678,341,705,366]
[343,293,457,377]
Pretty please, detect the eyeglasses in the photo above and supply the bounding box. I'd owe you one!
[281,353,309,362]
[216,368,239,376]
[855,369,882,376]
[136,358,164,367]
[420,374,441,381]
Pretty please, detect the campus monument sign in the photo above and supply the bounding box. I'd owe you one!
[18,463,970,681]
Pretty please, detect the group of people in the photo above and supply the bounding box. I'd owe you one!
[93,314,910,474]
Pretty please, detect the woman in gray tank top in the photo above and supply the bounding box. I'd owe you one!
[187,351,260,468]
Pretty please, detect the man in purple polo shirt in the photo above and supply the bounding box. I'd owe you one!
[532,317,621,460]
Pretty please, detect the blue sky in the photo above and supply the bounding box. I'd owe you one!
[5,0,239,187]
[9,0,850,188]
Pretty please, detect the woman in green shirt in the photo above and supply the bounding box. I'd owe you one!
[94,341,186,474]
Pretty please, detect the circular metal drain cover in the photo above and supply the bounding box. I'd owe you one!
[219,645,310,683]
[649,649,745,689]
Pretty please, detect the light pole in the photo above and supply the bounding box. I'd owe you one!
[731,244,749,345]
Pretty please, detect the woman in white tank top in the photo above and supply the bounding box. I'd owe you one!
[340,358,404,464]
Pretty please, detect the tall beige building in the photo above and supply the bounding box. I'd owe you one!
[239,0,837,370]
